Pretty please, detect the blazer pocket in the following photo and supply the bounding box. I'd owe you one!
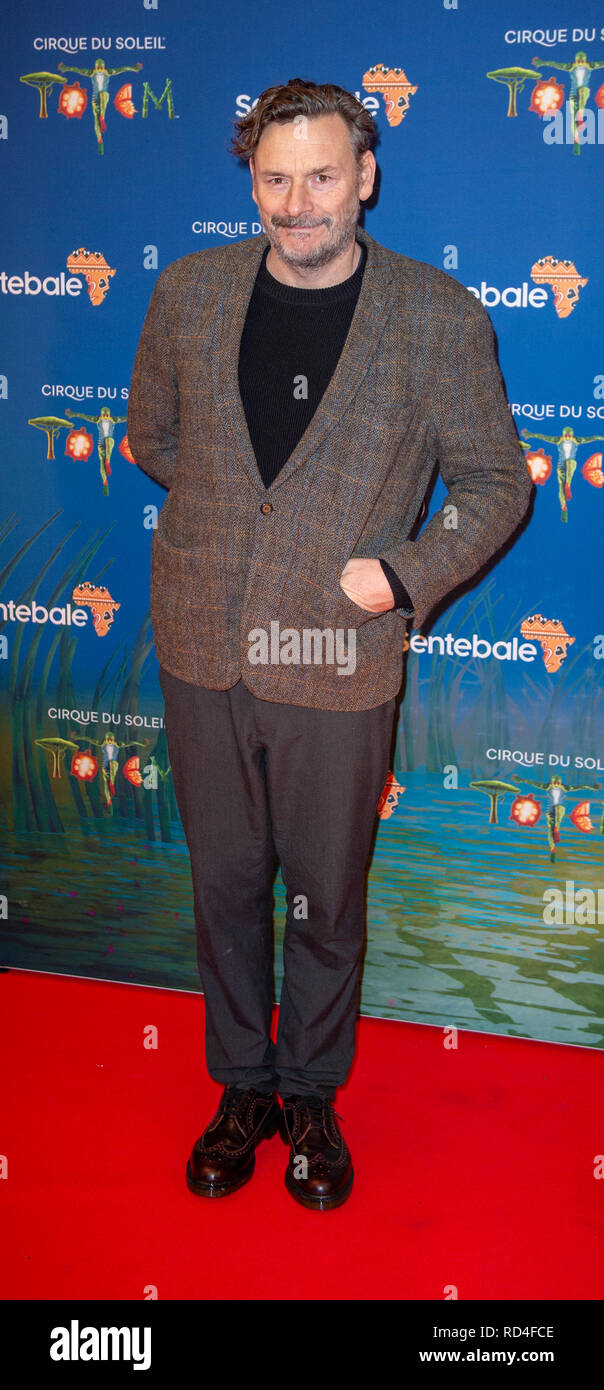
[155,507,207,559]
[315,585,386,631]
[150,528,209,631]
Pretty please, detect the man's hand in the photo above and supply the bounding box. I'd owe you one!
[339,558,395,613]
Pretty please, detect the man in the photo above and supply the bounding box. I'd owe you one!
[127,78,532,1211]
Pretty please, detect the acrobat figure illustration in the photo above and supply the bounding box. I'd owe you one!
[521,425,604,521]
[532,51,604,146]
[66,406,127,495]
[58,58,142,152]
[83,732,150,807]
[512,772,602,861]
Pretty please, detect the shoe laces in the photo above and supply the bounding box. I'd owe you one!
[220,1086,250,1119]
[293,1095,343,1128]
[306,1096,327,1127]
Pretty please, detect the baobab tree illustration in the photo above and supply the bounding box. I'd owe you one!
[486,66,541,117]
[28,416,71,461]
[470,779,518,824]
[20,70,66,118]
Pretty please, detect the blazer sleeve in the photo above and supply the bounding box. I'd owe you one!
[378,297,533,630]
[127,269,179,490]
[378,558,415,614]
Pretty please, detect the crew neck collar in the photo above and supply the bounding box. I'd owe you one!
[255,237,367,305]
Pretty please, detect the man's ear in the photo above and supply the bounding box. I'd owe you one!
[249,153,258,207]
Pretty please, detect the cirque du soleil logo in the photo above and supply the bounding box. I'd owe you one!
[19,57,175,155]
[26,403,134,497]
[487,48,604,152]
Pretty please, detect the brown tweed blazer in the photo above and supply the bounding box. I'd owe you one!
[127,224,532,711]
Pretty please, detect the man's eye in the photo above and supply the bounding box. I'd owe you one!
[267,175,331,186]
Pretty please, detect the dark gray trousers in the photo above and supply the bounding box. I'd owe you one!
[158,666,396,1098]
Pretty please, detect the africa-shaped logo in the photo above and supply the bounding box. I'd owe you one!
[377,770,405,819]
[520,614,575,672]
[530,256,588,317]
[66,248,116,306]
[72,581,120,636]
[362,64,417,126]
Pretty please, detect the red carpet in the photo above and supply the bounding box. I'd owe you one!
[2,968,602,1301]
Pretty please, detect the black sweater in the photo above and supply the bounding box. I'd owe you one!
[237,240,413,613]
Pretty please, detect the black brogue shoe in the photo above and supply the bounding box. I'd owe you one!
[186,1086,281,1198]
[279,1094,353,1210]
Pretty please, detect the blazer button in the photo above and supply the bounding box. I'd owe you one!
[260,502,273,514]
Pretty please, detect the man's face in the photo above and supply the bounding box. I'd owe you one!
[250,112,375,270]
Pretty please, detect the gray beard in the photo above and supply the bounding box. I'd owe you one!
[261,197,361,271]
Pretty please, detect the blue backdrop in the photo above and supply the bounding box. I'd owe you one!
[2,0,603,1051]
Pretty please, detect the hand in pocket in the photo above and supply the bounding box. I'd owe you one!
[339,558,395,613]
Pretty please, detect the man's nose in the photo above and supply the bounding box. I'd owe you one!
[282,182,314,216]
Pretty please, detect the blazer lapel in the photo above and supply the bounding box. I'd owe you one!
[211,224,395,494]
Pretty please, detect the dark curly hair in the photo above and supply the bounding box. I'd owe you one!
[229,77,378,169]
